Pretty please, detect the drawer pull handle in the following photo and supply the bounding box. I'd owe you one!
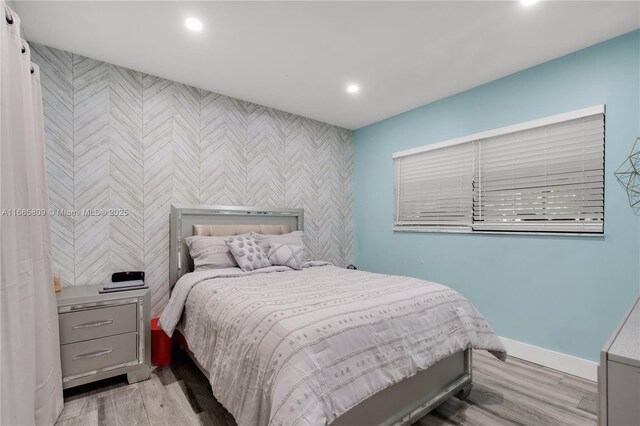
[73,348,113,360]
[72,319,113,329]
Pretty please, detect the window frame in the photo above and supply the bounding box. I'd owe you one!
[392,105,605,237]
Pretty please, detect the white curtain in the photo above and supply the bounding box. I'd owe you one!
[1,3,64,425]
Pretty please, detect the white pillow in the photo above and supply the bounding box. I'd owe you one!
[225,235,272,272]
[252,231,305,252]
[185,235,238,271]
[267,243,308,270]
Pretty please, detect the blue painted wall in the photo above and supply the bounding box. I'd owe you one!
[352,30,640,362]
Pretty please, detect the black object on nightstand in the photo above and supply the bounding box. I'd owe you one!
[112,271,145,282]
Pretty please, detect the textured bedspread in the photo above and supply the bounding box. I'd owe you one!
[160,265,506,426]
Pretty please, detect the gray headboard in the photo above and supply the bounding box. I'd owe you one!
[169,204,304,288]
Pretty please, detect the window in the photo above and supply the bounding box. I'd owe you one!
[394,141,475,231]
[393,106,605,235]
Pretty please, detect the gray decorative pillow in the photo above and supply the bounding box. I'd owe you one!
[185,235,238,271]
[225,235,271,272]
[267,243,308,270]
[252,231,305,252]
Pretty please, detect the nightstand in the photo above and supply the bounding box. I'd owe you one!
[56,285,152,389]
[599,297,640,425]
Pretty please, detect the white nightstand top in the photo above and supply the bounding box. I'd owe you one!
[56,284,150,307]
[609,297,640,368]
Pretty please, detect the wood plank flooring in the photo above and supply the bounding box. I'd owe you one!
[56,350,597,426]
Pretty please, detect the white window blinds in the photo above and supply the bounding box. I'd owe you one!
[394,142,474,231]
[393,106,605,235]
[473,114,604,233]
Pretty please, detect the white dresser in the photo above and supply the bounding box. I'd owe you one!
[56,285,151,389]
[598,297,640,425]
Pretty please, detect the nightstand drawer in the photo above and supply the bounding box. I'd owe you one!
[59,303,137,344]
[61,332,138,377]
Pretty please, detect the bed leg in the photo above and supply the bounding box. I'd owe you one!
[457,384,472,400]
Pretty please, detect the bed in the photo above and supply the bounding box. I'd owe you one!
[160,204,506,426]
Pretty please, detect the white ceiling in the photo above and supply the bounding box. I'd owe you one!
[14,1,640,130]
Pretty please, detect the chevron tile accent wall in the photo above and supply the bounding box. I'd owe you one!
[72,54,111,287]
[31,43,353,316]
[143,76,200,312]
[30,44,75,288]
[199,91,248,206]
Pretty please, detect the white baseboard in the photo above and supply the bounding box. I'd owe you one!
[499,337,598,382]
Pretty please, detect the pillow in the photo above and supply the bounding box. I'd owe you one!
[252,230,305,252]
[267,243,308,270]
[225,235,271,272]
[185,235,238,271]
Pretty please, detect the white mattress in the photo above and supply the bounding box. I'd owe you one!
[160,265,506,426]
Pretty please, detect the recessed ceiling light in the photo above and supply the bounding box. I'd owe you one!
[346,84,359,94]
[520,0,538,6]
[185,17,203,32]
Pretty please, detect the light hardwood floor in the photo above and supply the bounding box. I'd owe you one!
[55,350,597,426]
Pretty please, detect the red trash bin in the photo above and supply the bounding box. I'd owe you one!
[151,317,172,366]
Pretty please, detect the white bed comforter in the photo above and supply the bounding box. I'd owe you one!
[160,265,506,426]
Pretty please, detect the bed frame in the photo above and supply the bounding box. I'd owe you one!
[169,204,472,426]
